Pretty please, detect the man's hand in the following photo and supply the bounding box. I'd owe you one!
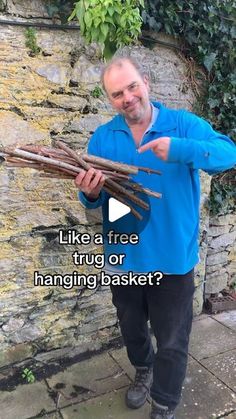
[74,168,105,200]
[138,137,171,161]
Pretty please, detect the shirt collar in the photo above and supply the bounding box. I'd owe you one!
[109,102,177,133]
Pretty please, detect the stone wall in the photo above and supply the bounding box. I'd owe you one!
[205,214,236,295]
[0,0,233,369]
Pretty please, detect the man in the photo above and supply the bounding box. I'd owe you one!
[75,57,236,419]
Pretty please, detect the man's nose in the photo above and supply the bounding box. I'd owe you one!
[123,89,133,103]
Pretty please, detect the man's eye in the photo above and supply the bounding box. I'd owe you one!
[113,92,122,99]
[129,83,138,91]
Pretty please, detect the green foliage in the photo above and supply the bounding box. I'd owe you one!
[91,85,104,98]
[45,0,75,23]
[22,368,36,384]
[68,0,144,59]
[143,1,235,215]
[25,28,41,56]
[209,172,235,215]
[143,0,235,140]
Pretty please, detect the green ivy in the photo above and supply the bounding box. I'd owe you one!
[45,0,75,23]
[209,172,235,215]
[143,0,235,215]
[143,0,235,140]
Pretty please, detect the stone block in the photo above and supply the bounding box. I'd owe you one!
[0,111,45,147]
[205,272,228,294]
[193,285,204,315]
[7,0,48,17]
[206,251,229,266]
[211,231,236,249]
[47,94,88,111]
[2,318,24,333]
[71,56,102,85]
[36,64,71,85]
[208,224,230,237]
[0,343,35,368]
[9,325,44,344]
[206,264,219,274]
[68,114,110,134]
[210,214,235,227]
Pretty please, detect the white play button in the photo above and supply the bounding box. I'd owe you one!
[108,198,130,222]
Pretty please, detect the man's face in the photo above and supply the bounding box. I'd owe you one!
[103,60,150,124]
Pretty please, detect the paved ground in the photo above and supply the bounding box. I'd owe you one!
[0,311,235,419]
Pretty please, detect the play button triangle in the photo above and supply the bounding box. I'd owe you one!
[108,197,131,222]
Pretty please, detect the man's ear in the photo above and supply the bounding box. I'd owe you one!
[143,74,150,89]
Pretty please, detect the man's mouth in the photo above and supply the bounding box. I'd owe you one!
[124,100,139,110]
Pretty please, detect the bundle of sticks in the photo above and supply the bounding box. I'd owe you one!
[1,141,162,220]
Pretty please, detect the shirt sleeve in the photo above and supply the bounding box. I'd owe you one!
[168,111,236,174]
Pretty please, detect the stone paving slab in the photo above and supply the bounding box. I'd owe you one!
[189,317,236,360]
[110,347,236,419]
[1,312,236,419]
[60,387,150,419]
[193,314,211,322]
[109,347,134,380]
[176,359,236,419]
[212,311,236,332]
[46,352,130,409]
[109,344,196,382]
[200,349,236,391]
[60,355,236,419]
[109,333,169,381]
[0,381,56,419]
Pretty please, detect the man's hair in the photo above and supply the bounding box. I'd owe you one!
[101,56,148,92]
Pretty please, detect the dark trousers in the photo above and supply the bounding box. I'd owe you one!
[110,269,195,410]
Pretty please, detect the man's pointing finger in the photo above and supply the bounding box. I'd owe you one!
[138,139,159,153]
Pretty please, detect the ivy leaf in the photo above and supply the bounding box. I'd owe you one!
[45,4,59,18]
[203,52,217,72]
[208,98,220,109]
[231,26,236,39]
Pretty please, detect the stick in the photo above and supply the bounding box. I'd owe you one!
[56,142,149,211]
[5,148,84,175]
[104,185,142,220]
[3,146,161,211]
[15,145,161,175]
[82,154,161,175]
[81,154,138,175]
[120,180,162,199]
